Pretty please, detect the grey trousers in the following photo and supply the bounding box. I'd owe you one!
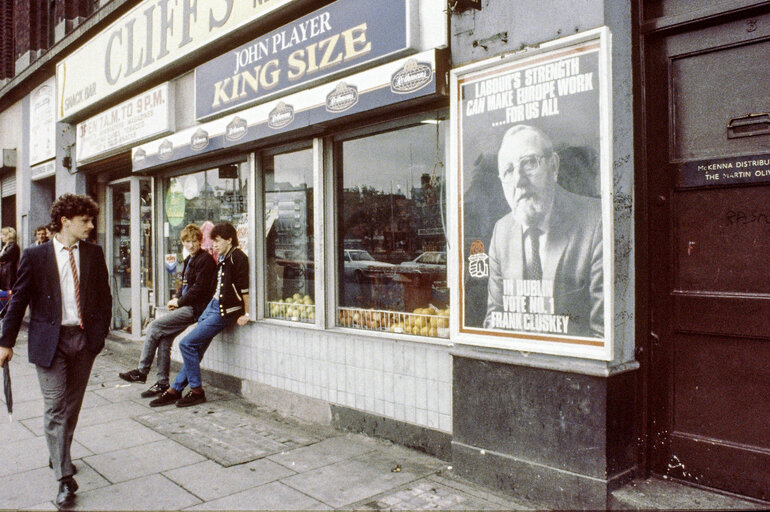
[36,326,96,481]
[137,305,195,385]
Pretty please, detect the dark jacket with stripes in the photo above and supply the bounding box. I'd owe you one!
[214,247,249,318]
[176,249,217,320]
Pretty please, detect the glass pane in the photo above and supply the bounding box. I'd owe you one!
[162,164,249,302]
[264,148,315,323]
[111,182,131,331]
[337,118,449,337]
[140,180,153,331]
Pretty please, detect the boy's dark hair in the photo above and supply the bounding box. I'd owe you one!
[210,222,238,248]
[35,225,48,234]
[49,194,100,232]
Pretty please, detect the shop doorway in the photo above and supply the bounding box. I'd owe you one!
[106,177,154,337]
[642,7,770,501]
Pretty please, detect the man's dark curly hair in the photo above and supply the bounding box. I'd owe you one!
[49,194,100,232]
[210,222,238,248]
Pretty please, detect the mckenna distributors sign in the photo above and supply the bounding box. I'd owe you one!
[56,0,297,121]
[194,0,416,120]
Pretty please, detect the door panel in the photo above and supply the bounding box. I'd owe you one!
[646,7,770,501]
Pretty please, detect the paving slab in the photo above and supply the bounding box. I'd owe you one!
[354,478,517,510]
[184,481,330,511]
[281,452,440,509]
[0,416,36,442]
[74,417,167,453]
[74,474,202,510]
[83,438,206,483]
[136,403,323,466]
[6,395,44,421]
[611,477,767,510]
[0,436,91,477]
[163,458,297,502]
[0,463,109,510]
[267,433,378,473]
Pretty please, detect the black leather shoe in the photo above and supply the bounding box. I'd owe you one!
[56,477,78,509]
[176,389,206,408]
[149,390,180,407]
[49,459,77,475]
[141,382,170,398]
[118,369,147,383]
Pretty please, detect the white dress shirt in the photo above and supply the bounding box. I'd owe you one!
[52,236,81,326]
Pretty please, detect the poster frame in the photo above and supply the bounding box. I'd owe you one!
[449,27,614,361]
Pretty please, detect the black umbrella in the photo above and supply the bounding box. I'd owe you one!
[2,360,11,422]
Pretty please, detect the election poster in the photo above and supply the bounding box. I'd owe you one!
[451,29,613,360]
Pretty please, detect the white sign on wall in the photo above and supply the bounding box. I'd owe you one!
[76,82,174,164]
[56,0,297,121]
[29,77,56,166]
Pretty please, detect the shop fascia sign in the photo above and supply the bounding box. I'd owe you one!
[195,0,419,121]
[132,48,447,171]
[56,0,298,122]
[76,82,174,165]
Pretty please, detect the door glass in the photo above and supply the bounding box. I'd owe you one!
[263,148,315,322]
[161,164,249,303]
[140,180,153,331]
[111,182,131,331]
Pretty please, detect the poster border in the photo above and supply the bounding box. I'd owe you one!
[448,27,614,361]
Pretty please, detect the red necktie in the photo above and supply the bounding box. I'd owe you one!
[65,246,83,329]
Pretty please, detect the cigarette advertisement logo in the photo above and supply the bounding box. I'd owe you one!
[133,148,146,164]
[391,59,433,94]
[158,139,174,160]
[326,82,358,113]
[268,102,295,129]
[190,128,209,151]
[225,116,248,141]
[468,239,489,278]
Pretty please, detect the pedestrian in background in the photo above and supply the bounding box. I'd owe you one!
[34,225,50,245]
[0,226,20,291]
[0,194,111,509]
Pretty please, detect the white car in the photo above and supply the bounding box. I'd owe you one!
[343,249,395,283]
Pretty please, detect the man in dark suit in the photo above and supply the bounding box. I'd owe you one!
[484,125,603,338]
[0,194,111,509]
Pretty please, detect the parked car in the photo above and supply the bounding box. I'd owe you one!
[400,251,446,273]
[343,249,395,282]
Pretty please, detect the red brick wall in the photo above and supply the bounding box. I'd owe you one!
[0,1,14,79]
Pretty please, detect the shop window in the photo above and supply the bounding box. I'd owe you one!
[263,148,315,323]
[162,163,249,302]
[336,117,449,338]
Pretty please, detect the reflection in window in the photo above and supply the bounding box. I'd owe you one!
[264,148,315,323]
[162,164,249,302]
[337,119,450,337]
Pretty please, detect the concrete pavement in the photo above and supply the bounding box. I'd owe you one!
[1,328,765,511]
[0,331,531,511]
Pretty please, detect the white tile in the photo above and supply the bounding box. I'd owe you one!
[365,394,374,412]
[327,389,337,404]
[383,373,394,399]
[346,392,355,407]
[438,352,452,383]
[384,401,395,418]
[393,374,405,404]
[428,382,441,414]
[372,341,383,371]
[438,381,452,415]
[382,342,394,373]
[394,402,405,421]
[405,405,416,424]
[336,363,346,391]
[355,367,366,394]
[346,365,356,392]
[364,343,374,369]
[402,345,414,375]
[374,398,385,416]
[374,371,384,400]
[415,408,427,427]
[414,378,427,409]
[392,343,405,374]
[427,410,439,430]
[414,346,427,376]
[440,413,452,433]
[404,376,416,408]
[426,348,439,381]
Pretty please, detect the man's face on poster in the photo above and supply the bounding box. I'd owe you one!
[497,128,559,227]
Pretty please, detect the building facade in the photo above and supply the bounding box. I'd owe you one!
[0,0,767,508]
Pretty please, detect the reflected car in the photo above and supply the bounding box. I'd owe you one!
[343,249,395,282]
[397,251,447,284]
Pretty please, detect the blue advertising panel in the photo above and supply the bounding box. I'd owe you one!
[195,0,413,120]
[133,49,447,172]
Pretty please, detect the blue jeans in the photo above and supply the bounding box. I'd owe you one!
[171,300,235,391]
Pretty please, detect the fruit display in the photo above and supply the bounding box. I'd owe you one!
[337,305,450,338]
[268,293,315,323]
